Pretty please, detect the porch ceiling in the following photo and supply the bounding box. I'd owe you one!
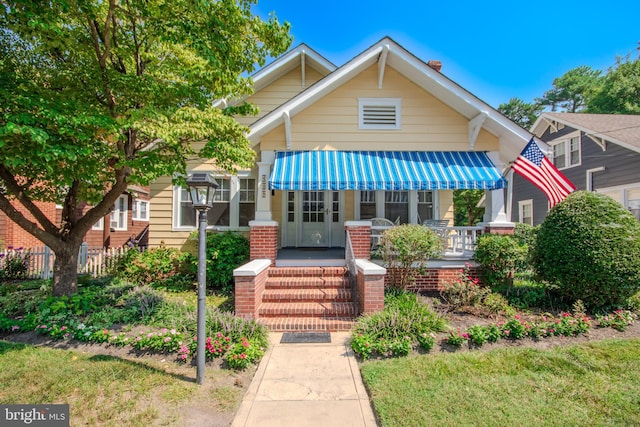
[268,150,507,191]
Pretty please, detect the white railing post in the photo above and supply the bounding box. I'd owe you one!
[43,247,52,280]
[78,242,89,274]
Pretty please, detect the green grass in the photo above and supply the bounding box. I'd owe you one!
[360,339,640,427]
[0,340,208,426]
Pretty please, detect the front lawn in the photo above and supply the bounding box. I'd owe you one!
[360,338,640,427]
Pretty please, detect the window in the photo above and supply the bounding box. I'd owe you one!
[173,175,255,229]
[518,200,533,225]
[358,98,401,129]
[92,217,104,231]
[110,195,128,230]
[359,191,377,219]
[627,189,640,220]
[385,191,408,224]
[417,191,434,223]
[207,179,230,226]
[551,134,581,169]
[132,200,149,221]
[238,179,255,227]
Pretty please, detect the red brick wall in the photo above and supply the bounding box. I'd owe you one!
[345,223,371,259]
[357,272,385,314]
[384,265,481,292]
[249,223,278,263]
[234,267,268,320]
[0,201,57,249]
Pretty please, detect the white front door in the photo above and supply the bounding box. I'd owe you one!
[282,191,344,247]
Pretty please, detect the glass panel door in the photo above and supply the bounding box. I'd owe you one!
[300,191,328,246]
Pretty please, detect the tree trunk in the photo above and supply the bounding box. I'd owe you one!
[52,243,81,296]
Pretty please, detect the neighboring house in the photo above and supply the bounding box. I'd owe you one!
[84,186,151,248]
[0,187,149,250]
[148,37,533,329]
[511,113,640,225]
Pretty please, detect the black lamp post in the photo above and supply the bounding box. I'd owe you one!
[186,172,218,385]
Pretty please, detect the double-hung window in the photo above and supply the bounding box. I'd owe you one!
[132,199,149,221]
[173,175,255,229]
[110,195,128,230]
[551,134,581,169]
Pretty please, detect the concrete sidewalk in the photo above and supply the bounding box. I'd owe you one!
[231,332,378,427]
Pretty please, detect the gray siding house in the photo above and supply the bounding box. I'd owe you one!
[510,113,640,225]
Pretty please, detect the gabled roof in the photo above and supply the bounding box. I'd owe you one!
[532,112,640,153]
[251,43,336,92]
[248,37,532,161]
[213,43,336,108]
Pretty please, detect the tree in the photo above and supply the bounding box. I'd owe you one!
[0,0,291,296]
[453,190,484,226]
[536,66,602,112]
[588,58,640,114]
[498,97,543,129]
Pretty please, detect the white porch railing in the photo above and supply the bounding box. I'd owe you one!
[370,225,484,258]
[0,244,141,280]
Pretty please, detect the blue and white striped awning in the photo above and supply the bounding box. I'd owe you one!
[269,151,507,191]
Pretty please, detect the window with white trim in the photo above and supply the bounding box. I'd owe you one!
[518,199,533,225]
[238,178,255,227]
[385,191,408,224]
[92,217,104,231]
[110,195,128,230]
[132,200,149,221]
[173,175,255,229]
[359,191,377,219]
[417,191,434,223]
[551,134,581,169]
[358,98,401,129]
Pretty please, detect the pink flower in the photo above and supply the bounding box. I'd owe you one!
[164,337,171,343]
[242,340,250,348]
[239,353,247,359]
[60,326,67,331]
[11,325,19,331]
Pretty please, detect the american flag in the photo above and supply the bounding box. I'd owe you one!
[512,138,576,207]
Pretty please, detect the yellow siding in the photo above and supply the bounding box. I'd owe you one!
[439,191,455,225]
[344,191,355,221]
[260,65,499,151]
[149,176,194,250]
[235,66,326,127]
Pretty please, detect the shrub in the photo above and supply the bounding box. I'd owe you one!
[474,234,527,286]
[481,292,515,316]
[466,325,489,347]
[113,247,195,286]
[440,264,490,309]
[533,191,640,309]
[205,232,250,293]
[444,329,469,347]
[378,224,443,290]
[0,248,30,280]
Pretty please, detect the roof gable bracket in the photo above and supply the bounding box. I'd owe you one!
[301,49,306,89]
[468,112,488,150]
[283,111,292,150]
[585,133,607,151]
[377,44,389,89]
[541,117,559,134]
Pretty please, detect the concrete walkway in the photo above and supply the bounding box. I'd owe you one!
[231,332,378,427]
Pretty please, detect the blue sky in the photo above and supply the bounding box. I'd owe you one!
[254,0,639,108]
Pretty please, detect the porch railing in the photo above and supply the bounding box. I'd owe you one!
[370,224,484,258]
[0,244,143,280]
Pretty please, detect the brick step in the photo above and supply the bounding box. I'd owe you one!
[258,302,355,317]
[265,276,349,289]
[268,266,348,278]
[262,288,352,303]
[259,316,355,332]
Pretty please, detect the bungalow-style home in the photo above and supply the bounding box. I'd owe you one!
[511,113,640,225]
[149,37,533,330]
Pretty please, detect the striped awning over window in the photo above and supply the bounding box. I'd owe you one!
[268,151,507,191]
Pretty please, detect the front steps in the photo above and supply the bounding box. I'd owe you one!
[258,267,356,332]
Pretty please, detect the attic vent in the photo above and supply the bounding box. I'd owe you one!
[359,98,401,129]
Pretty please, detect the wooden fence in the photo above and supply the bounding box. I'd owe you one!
[0,244,142,280]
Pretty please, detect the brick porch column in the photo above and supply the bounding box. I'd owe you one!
[233,259,271,320]
[249,220,278,264]
[345,221,372,260]
[355,259,386,314]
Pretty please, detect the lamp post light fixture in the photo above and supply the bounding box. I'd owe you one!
[186,172,218,385]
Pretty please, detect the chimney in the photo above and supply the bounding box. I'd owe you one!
[427,60,442,72]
